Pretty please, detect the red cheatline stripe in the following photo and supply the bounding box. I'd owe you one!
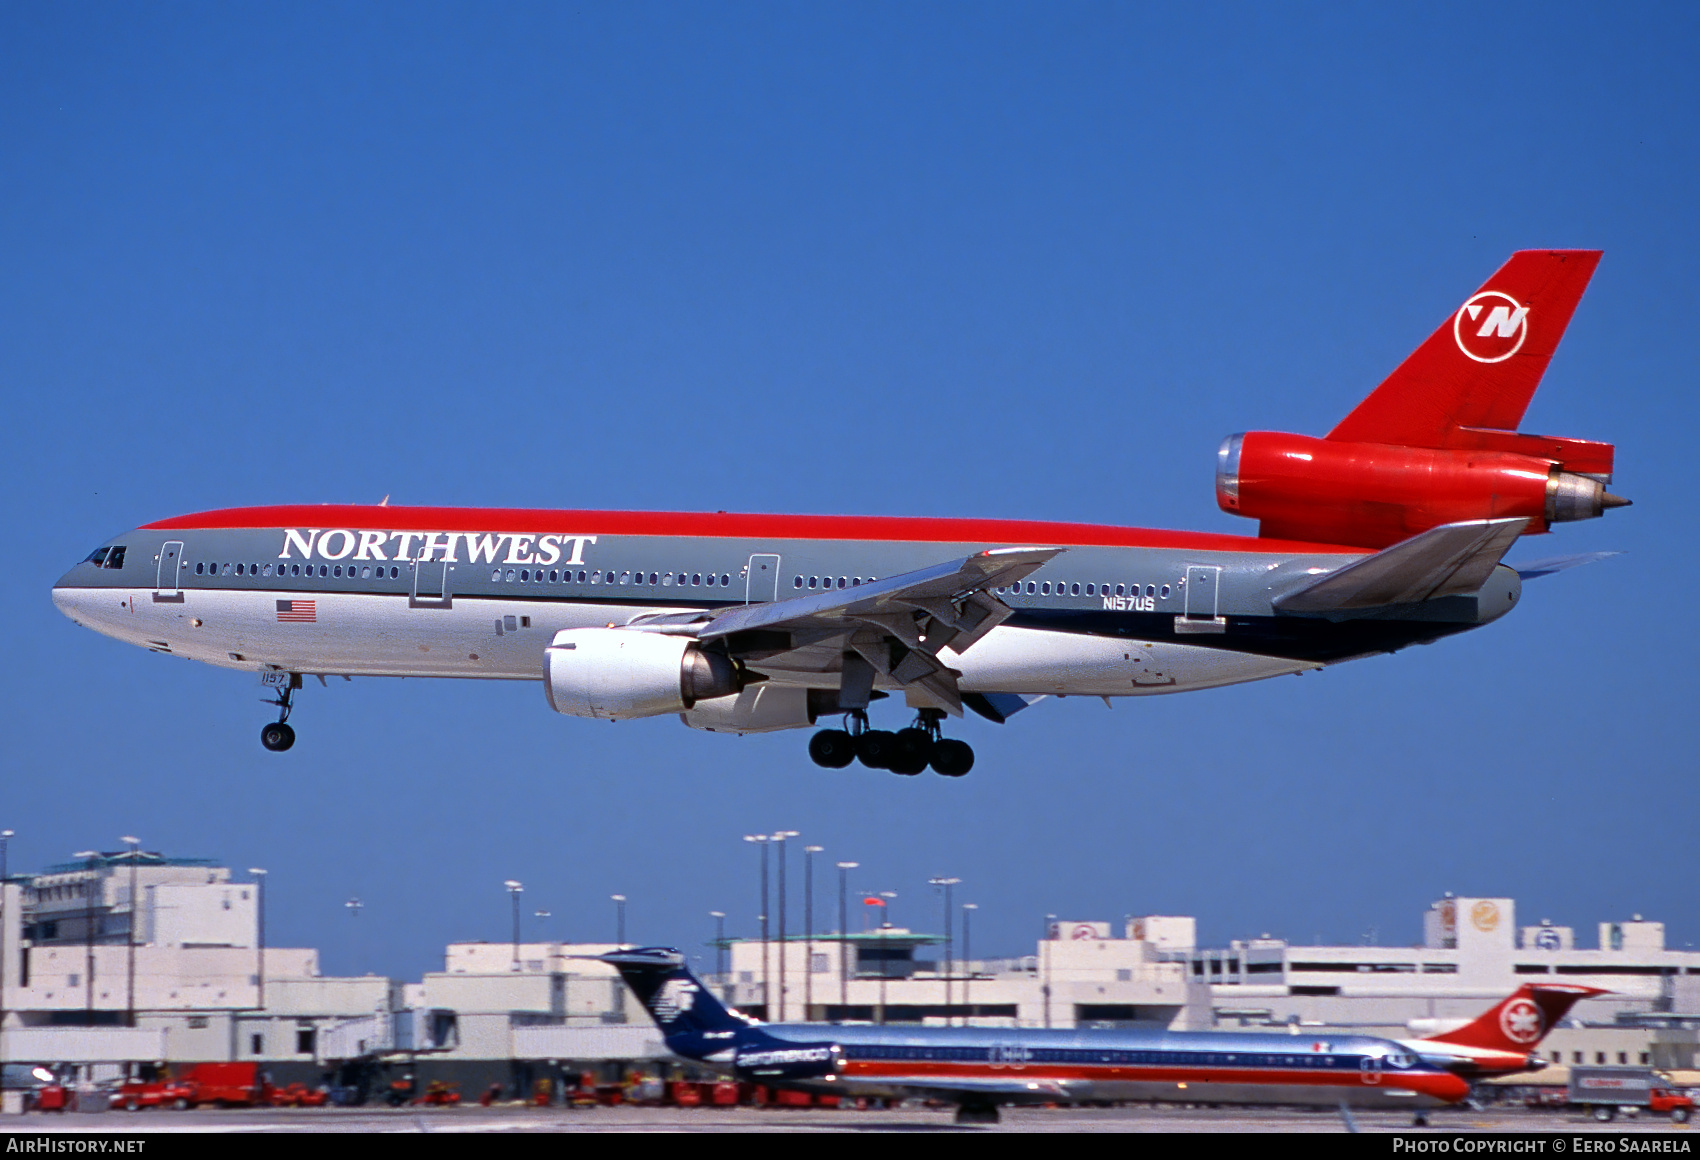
[839,1060,1466,1099]
[139,504,1359,555]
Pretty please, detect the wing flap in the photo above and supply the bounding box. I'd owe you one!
[694,546,1061,716]
[1273,518,1528,613]
[699,547,1059,641]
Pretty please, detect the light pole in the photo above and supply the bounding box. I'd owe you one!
[1043,912,1056,1029]
[344,897,363,977]
[74,851,99,1025]
[835,862,857,1019]
[962,904,978,1027]
[124,839,142,1029]
[928,878,959,1023]
[248,866,267,1020]
[709,911,726,988]
[772,831,797,1020]
[804,846,821,1020]
[1,828,14,1047]
[743,836,770,1018]
[611,895,627,947]
[504,881,523,970]
[877,892,896,1026]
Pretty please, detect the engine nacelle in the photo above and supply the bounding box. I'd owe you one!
[1217,431,1624,550]
[681,685,818,734]
[545,628,742,720]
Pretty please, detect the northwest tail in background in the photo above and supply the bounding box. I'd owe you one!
[1219,250,1627,549]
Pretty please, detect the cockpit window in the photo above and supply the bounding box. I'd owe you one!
[84,547,110,567]
[104,546,126,569]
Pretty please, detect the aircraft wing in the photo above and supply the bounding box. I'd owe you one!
[1273,518,1528,613]
[673,547,1061,716]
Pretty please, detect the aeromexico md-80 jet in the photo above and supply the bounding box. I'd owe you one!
[604,946,1473,1124]
[54,251,1626,770]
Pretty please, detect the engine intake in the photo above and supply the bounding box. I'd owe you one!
[545,628,743,720]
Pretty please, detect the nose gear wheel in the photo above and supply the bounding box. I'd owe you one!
[260,673,302,752]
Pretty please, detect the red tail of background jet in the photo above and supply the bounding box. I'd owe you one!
[1424,983,1605,1056]
[1217,250,1629,549]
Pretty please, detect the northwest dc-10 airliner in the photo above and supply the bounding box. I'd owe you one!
[54,252,1627,773]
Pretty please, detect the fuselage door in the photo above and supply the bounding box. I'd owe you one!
[411,559,452,609]
[1176,565,1225,634]
[153,541,184,603]
[1359,1054,1383,1085]
[1184,566,1220,620]
[745,554,781,604]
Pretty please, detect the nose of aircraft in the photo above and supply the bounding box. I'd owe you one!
[52,568,123,632]
[52,574,91,625]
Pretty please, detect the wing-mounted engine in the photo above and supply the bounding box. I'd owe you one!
[544,628,746,720]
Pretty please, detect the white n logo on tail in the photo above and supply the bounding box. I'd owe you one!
[1476,305,1529,338]
[1454,291,1530,363]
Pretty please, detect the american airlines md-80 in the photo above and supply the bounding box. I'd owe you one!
[53,252,1626,772]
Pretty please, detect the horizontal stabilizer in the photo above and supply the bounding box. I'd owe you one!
[1274,518,1528,613]
[1511,551,1622,580]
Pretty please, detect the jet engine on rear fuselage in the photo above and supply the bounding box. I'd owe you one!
[1217,431,1627,550]
[544,628,745,720]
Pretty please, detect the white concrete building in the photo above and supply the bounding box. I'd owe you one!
[715,918,1209,1029]
[0,851,392,1080]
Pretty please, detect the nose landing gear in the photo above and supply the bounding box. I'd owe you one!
[260,673,301,752]
[806,708,974,777]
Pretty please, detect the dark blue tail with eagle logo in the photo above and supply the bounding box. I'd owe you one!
[601,947,839,1080]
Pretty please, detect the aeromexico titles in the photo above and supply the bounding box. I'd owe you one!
[54,251,1627,771]
[600,947,1600,1124]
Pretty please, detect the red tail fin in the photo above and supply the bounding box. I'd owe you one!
[1328,250,1602,449]
[1425,984,1605,1053]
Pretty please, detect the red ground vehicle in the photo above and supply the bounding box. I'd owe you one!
[111,1079,195,1111]
[1570,1067,1696,1123]
[267,1083,329,1108]
[415,1081,461,1106]
[30,1084,70,1112]
[176,1062,273,1108]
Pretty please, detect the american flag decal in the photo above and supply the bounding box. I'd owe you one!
[276,600,316,623]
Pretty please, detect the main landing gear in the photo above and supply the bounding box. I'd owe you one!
[808,709,974,777]
[260,673,301,752]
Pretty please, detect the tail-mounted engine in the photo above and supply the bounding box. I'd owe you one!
[1217,431,1628,550]
[1215,250,1629,550]
[545,628,746,720]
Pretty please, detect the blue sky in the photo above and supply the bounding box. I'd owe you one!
[3,2,1696,981]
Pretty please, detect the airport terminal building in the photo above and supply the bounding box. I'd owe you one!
[2,851,1696,1097]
